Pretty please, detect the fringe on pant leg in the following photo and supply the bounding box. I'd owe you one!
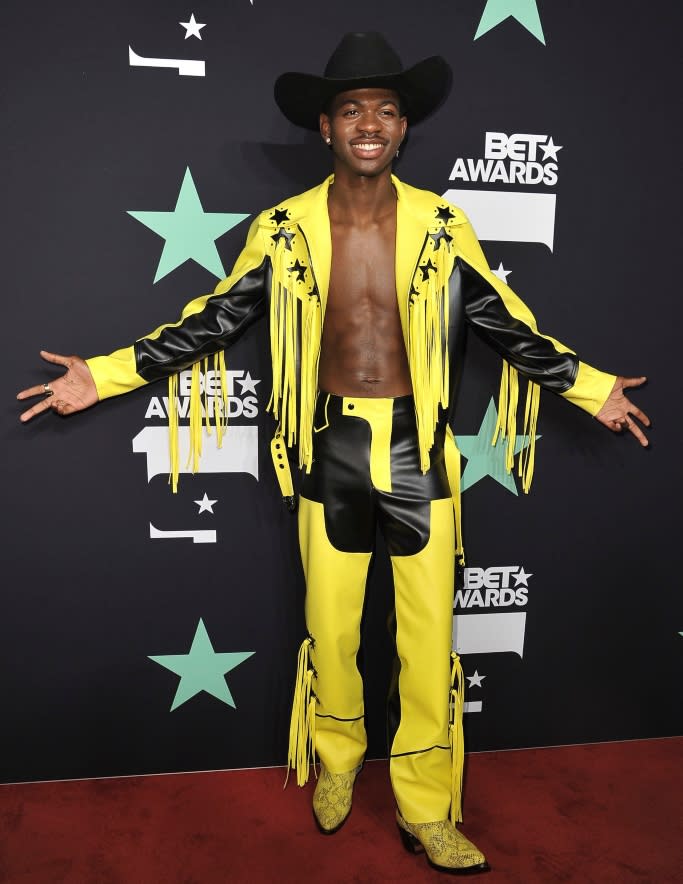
[284,636,317,787]
[449,651,465,824]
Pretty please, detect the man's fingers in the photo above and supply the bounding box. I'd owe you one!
[628,405,651,427]
[17,383,53,401]
[626,417,649,447]
[40,350,72,367]
[17,351,73,401]
[621,375,647,389]
[607,412,650,446]
[19,397,54,422]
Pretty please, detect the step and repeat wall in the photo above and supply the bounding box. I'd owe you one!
[3,1,680,783]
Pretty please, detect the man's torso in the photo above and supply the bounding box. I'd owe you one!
[318,204,413,397]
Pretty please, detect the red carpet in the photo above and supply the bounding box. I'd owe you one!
[1,738,681,883]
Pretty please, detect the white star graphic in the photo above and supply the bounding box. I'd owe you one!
[541,137,563,162]
[492,262,511,283]
[180,13,206,40]
[236,371,261,396]
[514,567,533,587]
[195,493,217,514]
[467,671,486,689]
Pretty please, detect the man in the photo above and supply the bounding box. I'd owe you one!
[18,32,649,875]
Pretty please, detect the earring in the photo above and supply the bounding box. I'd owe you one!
[395,147,400,158]
[325,137,331,145]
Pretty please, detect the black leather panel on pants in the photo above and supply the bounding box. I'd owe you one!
[386,607,401,754]
[300,393,452,556]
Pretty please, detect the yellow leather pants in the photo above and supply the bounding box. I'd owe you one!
[296,392,456,824]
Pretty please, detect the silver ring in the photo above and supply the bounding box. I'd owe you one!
[43,383,54,397]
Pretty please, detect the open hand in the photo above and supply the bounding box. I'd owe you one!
[595,376,650,447]
[17,350,99,422]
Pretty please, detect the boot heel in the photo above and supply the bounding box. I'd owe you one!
[396,822,424,855]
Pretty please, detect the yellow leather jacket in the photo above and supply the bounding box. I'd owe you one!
[87,175,615,514]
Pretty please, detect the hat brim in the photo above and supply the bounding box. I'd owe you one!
[274,56,452,131]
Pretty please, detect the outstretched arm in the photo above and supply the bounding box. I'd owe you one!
[594,376,650,446]
[441,209,653,464]
[16,216,268,422]
[451,230,651,445]
[17,351,98,422]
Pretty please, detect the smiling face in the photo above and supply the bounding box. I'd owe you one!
[319,87,408,179]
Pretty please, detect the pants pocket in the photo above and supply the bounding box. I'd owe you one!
[313,393,331,433]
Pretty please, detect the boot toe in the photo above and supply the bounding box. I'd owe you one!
[396,812,489,874]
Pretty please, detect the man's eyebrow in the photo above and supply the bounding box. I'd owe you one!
[337,98,400,108]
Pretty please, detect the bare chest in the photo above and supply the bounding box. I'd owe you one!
[327,221,397,317]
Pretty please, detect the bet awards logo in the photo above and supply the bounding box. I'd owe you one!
[455,565,531,608]
[448,132,561,187]
[443,131,562,251]
[453,565,532,714]
[143,368,259,422]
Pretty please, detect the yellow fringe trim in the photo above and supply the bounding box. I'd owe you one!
[168,373,179,493]
[297,293,322,473]
[449,651,465,825]
[165,219,325,492]
[285,637,317,788]
[445,428,465,565]
[188,362,202,475]
[267,245,298,449]
[452,446,464,566]
[492,361,540,493]
[266,227,323,474]
[519,378,540,494]
[166,351,231,492]
[408,234,455,473]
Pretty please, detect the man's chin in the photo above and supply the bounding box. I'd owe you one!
[342,157,394,179]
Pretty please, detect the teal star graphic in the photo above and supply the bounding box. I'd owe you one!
[128,168,250,283]
[456,398,540,495]
[475,0,546,45]
[149,618,254,711]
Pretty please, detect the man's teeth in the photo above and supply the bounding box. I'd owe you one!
[355,143,383,151]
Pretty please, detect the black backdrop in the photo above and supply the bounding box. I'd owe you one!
[2,0,681,784]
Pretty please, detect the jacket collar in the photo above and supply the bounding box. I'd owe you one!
[291,174,433,327]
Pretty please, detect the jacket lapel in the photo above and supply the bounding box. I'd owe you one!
[295,174,427,339]
[393,175,429,346]
[296,175,333,315]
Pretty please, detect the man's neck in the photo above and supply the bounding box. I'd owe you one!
[327,165,397,226]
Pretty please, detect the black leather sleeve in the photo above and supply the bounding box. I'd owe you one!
[134,257,270,383]
[455,257,578,393]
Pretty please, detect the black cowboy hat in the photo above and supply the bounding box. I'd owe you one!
[274,32,452,131]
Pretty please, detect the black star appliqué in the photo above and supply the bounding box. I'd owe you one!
[429,227,453,250]
[435,205,455,223]
[419,259,437,281]
[270,208,290,224]
[288,259,307,282]
[271,227,295,250]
